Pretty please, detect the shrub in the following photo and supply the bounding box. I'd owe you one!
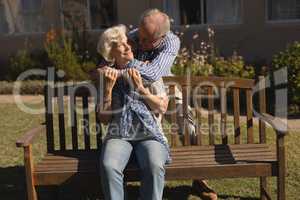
[46,36,83,80]
[8,49,42,80]
[172,27,255,79]
[0,81,45,95]
[172,48,213,76]
[212,52,255,79]
[272,41,300,107]
[45,29,95,81]
[172,48,255,79]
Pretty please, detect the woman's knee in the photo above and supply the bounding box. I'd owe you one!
[100,158,123,177]
[142,159,165,176]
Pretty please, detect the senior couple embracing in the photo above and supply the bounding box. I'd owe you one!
[92,8,217,200]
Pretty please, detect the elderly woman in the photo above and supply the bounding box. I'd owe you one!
[96,24,170,200]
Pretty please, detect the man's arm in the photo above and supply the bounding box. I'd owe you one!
[128,32,180,82]
[128,69,169,114]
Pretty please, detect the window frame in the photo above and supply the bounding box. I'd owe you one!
[21,0,43,14]
[164,0,244,27]
[20,0,45,33]
[265,0,300,24]
[60,0,91,31]
[0,0,47,35]
[60,0,117,31]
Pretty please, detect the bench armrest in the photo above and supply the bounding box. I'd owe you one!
[260,113,288,136]
[16,124,46,147]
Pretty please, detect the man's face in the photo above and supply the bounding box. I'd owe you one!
[138,23,163,51]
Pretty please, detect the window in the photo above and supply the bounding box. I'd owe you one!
[21,0,42,11]
[0,2,9,33]
[267,0,300,21]
[21,0,45,32]
[0,0,45,34]
[89,0,116,29]
[164,0,242,25]
[62,0,90,30]
[61,0,116,30]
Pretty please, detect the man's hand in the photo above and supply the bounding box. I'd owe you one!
[127,68,148,94]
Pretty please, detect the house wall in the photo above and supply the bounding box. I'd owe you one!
[0,0,300,72]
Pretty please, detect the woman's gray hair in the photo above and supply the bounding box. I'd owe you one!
[139,8,170,38]
[97,24,127,62]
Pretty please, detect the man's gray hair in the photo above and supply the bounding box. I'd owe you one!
[139,8,170,38]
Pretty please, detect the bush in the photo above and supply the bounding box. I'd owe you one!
[45,29,96,81]
[272,41,300,107]
[0,81,45,95]
[172,48,255,79]
[8,50,42,80]
[212,52,255,78]
[172,27,255,79]
[172,48,213,76]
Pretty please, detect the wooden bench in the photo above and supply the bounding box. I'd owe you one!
[16,75,288,200]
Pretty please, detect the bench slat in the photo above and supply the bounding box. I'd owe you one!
[220,86,227,144]
[82,96,91,150]
[34,162,276,185]
[259,76,267,143]
[58,85,66,150]
[182,85,191,146]
[233,89,241,144]
[208,87,214,145]
[44,84,54,152]
[70,88,78,150]
[194,86,202,146]
[246,89,254,143]
[168,85,178,147]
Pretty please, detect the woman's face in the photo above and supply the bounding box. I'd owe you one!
[110,36,134,66]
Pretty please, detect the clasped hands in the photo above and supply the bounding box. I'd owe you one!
[96,67,147,94]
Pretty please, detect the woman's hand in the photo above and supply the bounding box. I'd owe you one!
[102,67,118,92]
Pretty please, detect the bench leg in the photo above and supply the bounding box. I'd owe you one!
[24,146,37,200]
[260,177,269,200]
[277,135,286,200]
[277,170,285,200]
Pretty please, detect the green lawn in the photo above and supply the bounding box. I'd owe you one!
[0,102,299,200]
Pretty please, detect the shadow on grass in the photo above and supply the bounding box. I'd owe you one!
[218,194,259,200]
[0,166,259,200]
[0,166,58,200]
[0,166,26,200]
[127,185,192,200]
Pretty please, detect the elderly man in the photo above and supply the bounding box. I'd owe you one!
[131,9,218,200]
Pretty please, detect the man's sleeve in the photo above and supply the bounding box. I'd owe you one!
[128,35,180,82]
[149,78,167,97]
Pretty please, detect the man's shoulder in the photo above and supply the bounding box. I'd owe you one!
[128,28,139,40]
[161,31,180,49]
[165,31,180,43]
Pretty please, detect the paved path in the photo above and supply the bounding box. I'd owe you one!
[0,95,298,132]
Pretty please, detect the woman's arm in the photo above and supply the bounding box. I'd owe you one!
[97,89,113,124]
[97,68,118,124]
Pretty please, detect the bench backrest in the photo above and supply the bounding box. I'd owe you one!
[44,75,266,153]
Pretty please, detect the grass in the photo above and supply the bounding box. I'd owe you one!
[0,101,300,200]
